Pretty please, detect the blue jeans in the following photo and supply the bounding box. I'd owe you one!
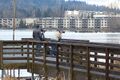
[36,43,42,55]
[49,40,58,56]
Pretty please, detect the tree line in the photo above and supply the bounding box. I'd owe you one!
[0,0,119,18]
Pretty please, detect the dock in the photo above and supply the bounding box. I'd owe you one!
[0,39,120,80]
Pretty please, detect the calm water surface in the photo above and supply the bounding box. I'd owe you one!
[0,29,120,44]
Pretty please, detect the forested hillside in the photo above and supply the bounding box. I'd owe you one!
[0,0,118,18]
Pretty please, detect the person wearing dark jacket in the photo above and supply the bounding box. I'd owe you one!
[33,26,45,56]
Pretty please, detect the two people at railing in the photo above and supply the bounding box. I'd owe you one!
[33,25,63,56]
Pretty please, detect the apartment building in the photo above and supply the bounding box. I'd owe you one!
[35,10,120,32]
[36,17,65,29]
[35,16,110,31]
[0,18,37,29]
[0,10,120,32]
[0,18,21,28]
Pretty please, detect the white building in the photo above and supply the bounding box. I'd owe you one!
[36,17,65,29]
[25,18,37,26]
[0,10,120,32]
[35,14,117,32]
[0,18,20,28]
[0,18,38,28]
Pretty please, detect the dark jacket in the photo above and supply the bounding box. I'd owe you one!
[33,29,45,41]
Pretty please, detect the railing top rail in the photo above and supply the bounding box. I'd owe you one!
[21,38,120,49]
[1,40,120,49]
[57,41,120,49]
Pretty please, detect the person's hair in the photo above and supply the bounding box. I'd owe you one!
[57,29,61,33]
[36,25,39,29]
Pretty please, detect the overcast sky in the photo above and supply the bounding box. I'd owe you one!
[65,0,120,7]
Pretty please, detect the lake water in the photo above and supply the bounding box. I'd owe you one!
[0,29,120,78]
[0,29,120,44]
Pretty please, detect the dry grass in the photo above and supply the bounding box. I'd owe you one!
[2,75,17,80]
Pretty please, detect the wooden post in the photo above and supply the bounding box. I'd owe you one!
[0,41,3,69]
[32,42,35,80]
[69,45,74,80]
[27,42,30,71]
[21,44,23,56]
[43,43,47,80]
[110,53,114,70]
[0,41,3,78]
[87,47,91,80]
[105,48,110,80]
[56,44,60,80]
[94,52,97,67]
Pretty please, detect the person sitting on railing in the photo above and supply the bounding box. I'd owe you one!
[33,25,45,56]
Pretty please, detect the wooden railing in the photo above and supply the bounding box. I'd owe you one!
[0,40,120,80]
[58,42,120,80]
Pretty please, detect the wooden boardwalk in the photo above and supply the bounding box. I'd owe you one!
[0,40,120,80]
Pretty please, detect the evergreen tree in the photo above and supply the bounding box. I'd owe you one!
[19,20,27,28]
